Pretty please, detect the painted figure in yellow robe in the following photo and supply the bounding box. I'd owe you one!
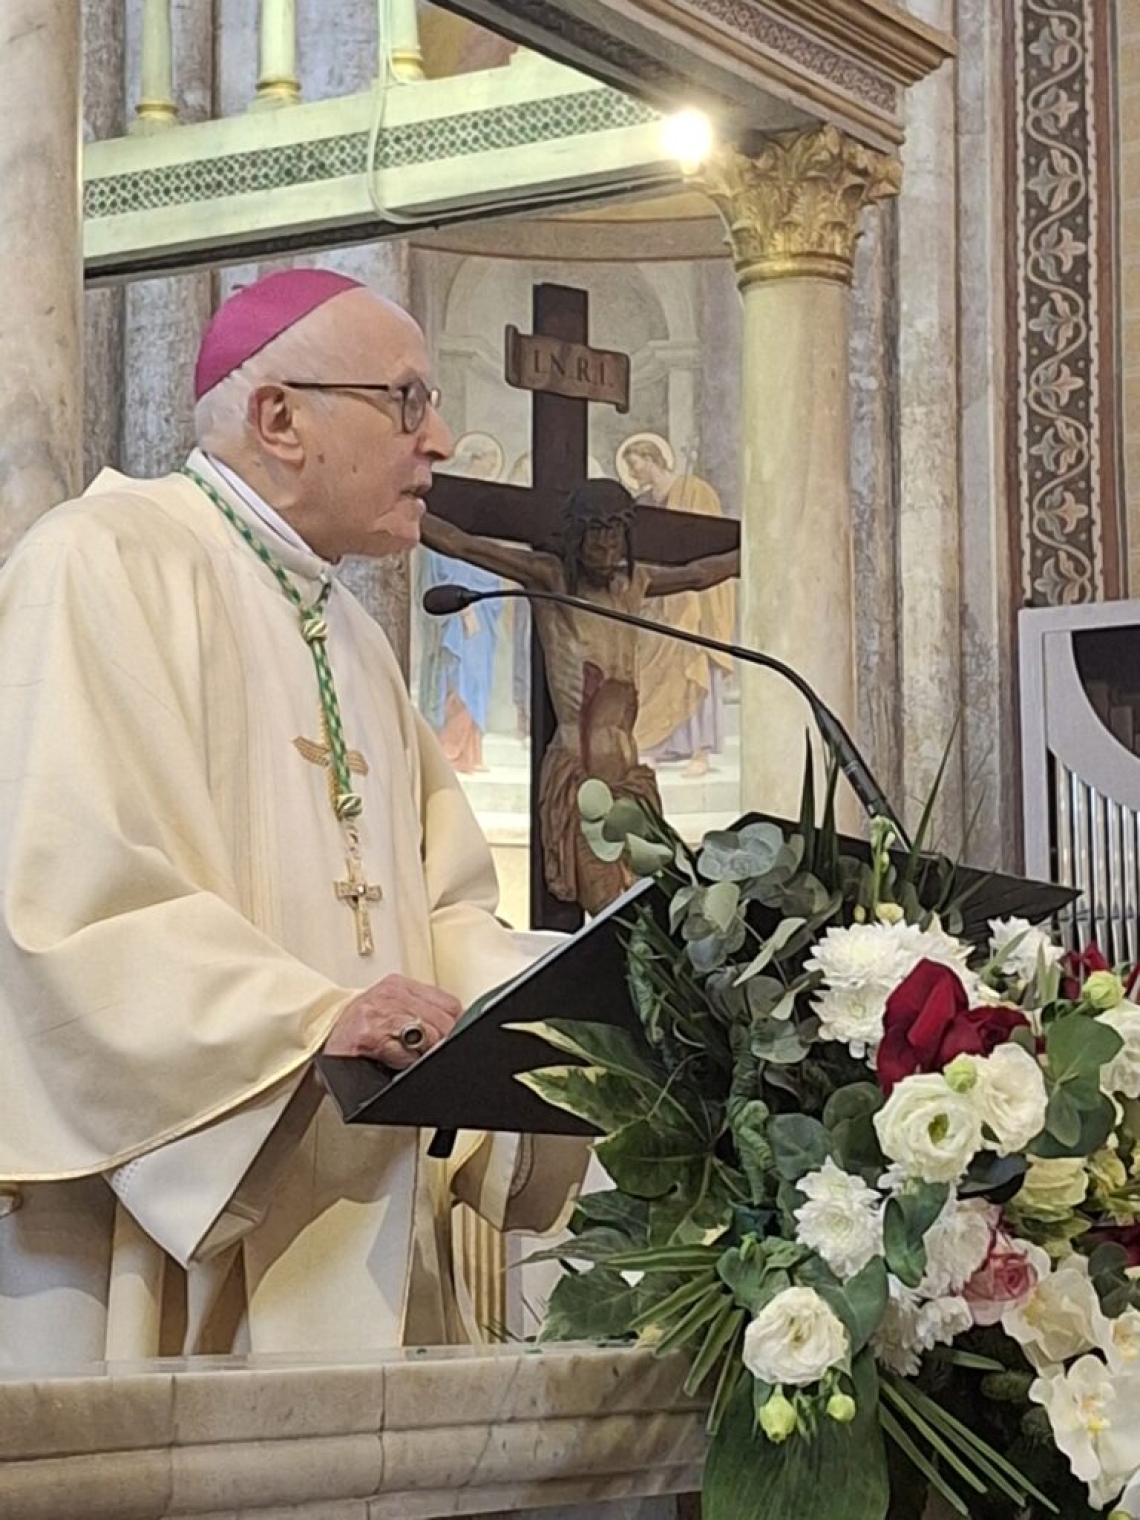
[618,435,737,779]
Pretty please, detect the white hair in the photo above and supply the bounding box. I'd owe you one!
[193,317,337,453]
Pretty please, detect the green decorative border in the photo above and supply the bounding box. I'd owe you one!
[85,89,659,219]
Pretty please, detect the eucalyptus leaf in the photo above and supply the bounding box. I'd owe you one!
[768,1114,832,1182]
[581,816,627,862]
[742,975,786,1018]
[705,880,743,932]
[1046,1013,1123,1083]
[1031,1090,1118,1158]
[751,1019,811,1066]
[823,1084,885,1130]
[627,835,674,876]
[883,1184,949,1289]
[600,796,656,841]
[698,822,785,882]
[733,917,807,985]
[577,778,614,822]
[1044,1085,1082,1149]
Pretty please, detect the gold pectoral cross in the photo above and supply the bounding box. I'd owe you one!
[335,853,383,956]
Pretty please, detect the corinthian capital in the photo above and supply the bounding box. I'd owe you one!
[697,126,902,287]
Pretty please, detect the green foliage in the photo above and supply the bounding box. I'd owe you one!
[539,1266,641,1342]
[537,752,1077,1519]
[882,1184,950,1289]
[702,1352,890,1520]
[768,1114,832,1182]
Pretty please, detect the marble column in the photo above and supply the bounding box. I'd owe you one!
[955,0,1019,871]
[896,0,964,856]
[850,201,902,813]
[122,0,215,479]
[83,0,127,485]
[698,130,901,827]
[0,1,83,557]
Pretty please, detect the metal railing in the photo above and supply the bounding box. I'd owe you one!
[1021,601,1140,963]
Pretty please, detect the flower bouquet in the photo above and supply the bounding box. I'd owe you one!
[517,765,1140,1520]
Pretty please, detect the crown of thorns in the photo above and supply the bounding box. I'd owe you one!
[564,479,636,526]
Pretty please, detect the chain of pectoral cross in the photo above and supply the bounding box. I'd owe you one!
[182,466,383,956]
[294,733,382,956]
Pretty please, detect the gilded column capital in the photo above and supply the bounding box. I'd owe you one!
[696,126,902,287]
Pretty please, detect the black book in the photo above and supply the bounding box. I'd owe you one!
[317,818,1077,1141]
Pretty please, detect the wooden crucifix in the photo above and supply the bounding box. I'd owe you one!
[425,283,740,932]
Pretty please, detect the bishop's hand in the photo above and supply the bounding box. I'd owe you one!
[323,974,462,1070]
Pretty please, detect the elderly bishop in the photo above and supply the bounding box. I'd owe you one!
[0,270,583,1365]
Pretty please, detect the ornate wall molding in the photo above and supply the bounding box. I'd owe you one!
[696,126,901,288]
[1010,0,1122,604]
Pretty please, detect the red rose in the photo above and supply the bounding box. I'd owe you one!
[963,1230,1040,1326]
[875,960,1029,1094]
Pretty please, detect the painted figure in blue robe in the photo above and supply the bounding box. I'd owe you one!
[418,432,505,771]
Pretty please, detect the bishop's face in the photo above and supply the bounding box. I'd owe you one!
[294,294,453,559]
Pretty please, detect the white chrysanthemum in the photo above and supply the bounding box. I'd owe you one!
[914,1295,972,1353]
[806,922,916,989]
[808,920,974,1057]
[871,1278,923,1376]
[812,985,895,1057]
[793,1158,883,1280]
[920,1196,998,1298]
[989,916,1065,984]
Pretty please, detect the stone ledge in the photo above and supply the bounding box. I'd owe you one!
[0,1345,706,1520]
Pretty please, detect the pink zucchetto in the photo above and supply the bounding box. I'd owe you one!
[193,268,364,401]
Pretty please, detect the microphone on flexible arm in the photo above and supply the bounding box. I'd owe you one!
[421,583,911,848]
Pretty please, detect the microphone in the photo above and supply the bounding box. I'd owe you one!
[422,582,909,846]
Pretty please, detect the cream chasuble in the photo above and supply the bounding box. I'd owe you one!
[0,452,581,1368]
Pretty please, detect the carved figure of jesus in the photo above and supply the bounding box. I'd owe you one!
[421,478,739,914]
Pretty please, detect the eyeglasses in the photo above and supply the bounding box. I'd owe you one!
[283,378,442,434]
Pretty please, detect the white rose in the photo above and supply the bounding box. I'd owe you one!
[793,1158,883,1280]
[1098,1004,1140,1099]
[1030,1355,1140,1511]
[920,1196,998,1297]
[874,1073,984,1184]
[1004,1249,1111,1370]
[962,1043,1049,1154]
[742,1287,850,1387]
[989,916,1064,984]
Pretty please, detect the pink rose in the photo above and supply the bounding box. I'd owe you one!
[963,1230,1040,1326]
